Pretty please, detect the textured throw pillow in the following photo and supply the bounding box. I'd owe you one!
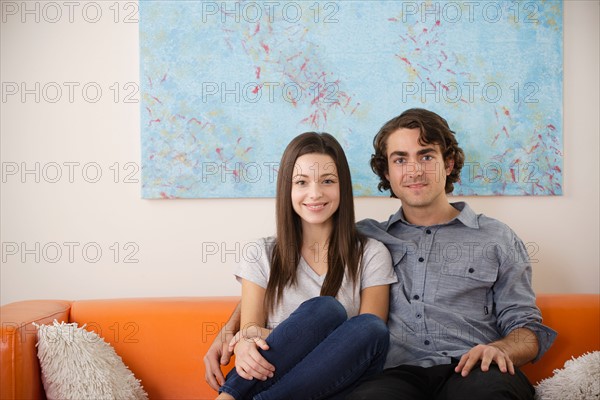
[535,351,600,400]
[34,320,148,400]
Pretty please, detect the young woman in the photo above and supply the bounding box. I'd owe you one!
[217,132,396,400]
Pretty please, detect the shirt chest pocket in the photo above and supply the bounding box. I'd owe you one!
[441,263,498,282]
[434,262,498,316]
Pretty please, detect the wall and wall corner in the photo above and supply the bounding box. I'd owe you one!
[1,1,598,305]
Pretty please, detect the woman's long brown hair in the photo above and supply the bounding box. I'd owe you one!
[264,132,366,312]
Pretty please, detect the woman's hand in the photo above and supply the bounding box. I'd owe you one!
[234,279,276,380]
[232,334,274,381]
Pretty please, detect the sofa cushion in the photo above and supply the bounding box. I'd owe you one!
[534,351,600,400]
[34,320,148,400]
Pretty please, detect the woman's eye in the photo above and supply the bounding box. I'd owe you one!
[294,180,306,185]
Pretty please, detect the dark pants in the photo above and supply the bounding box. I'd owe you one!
[346,362,535,400]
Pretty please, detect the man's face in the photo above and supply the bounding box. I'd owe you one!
[385,127,453,210]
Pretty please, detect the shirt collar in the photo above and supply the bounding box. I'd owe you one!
[451,202,480,229]
[386,201,480,230]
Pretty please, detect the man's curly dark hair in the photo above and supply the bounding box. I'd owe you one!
[370,108,465,197]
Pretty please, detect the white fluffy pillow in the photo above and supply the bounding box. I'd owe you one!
[535,351,600,400]
[34,320,148,400]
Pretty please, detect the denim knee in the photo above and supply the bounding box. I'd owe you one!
[347,314,390,353]
[351,314,389,337]
[300,296,347,325]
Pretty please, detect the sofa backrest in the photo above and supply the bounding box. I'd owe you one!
[69,297,240,399]
[521,294,600,384]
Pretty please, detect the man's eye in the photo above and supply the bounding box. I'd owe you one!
[422,155,434,161]
[393,158,405,164]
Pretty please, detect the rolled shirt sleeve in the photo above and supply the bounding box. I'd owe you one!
[493,232,557,362]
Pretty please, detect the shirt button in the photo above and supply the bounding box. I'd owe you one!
[442,351,448,355]
[418,257,424,262]
[426,229,432,234]
[424,340,430,345]
[468,267,475,273]
[416,313,422,319]
[413,295,420,300]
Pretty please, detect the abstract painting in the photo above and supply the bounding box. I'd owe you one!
[140,0,563,198]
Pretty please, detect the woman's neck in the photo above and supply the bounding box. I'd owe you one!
[300,221,333,275]
[301,221,333,249]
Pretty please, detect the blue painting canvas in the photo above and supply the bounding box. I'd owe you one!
[140,1,563,198]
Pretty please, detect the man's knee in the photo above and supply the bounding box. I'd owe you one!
[446,365,534,399]
[346,384,390,400]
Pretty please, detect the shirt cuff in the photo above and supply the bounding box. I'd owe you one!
[525,322,558,363]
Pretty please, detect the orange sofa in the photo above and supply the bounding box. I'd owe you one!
[1,294,599,400]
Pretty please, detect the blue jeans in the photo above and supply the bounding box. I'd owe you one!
[219,296,390,400]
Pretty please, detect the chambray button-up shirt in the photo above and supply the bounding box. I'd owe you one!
[358,202,557,369]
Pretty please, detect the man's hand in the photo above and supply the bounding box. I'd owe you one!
[233,335,274,381]
[203,328,236,391]
[454,343,515,377]
[455,327,539,377]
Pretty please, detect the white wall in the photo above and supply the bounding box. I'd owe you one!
[1,1,598,305]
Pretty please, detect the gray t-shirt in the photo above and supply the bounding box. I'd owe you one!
[235,237,397,329]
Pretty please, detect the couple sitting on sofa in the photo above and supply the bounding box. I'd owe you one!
[204,108,557,400]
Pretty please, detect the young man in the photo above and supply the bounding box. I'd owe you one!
[347,108,556,399]
[204,108,556,399]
